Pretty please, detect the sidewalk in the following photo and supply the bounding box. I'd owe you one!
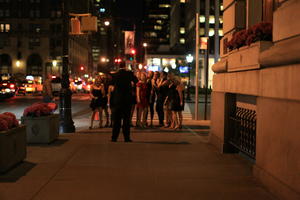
[0,121,276,200]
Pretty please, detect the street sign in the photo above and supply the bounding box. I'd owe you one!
[200,37,208,50]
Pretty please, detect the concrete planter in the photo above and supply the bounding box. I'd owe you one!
[227,41,273,72]
[0,125,27,173]
[21,114,59,144]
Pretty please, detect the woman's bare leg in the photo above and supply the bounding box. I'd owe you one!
[178,111,183,128]
[90,111,96,129]
[142,107,148,127]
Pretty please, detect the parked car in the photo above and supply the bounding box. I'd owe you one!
[51,76,61,96]
[0,80,16,99]
[27,80,42,95]
[16,80,27,95]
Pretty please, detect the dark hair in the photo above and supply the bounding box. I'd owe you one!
[119,62,126,69]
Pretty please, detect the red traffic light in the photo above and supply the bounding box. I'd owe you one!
[80,66,84,71]
[130,49,136,55]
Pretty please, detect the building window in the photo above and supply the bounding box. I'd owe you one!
[156,20,163,24]
[199,15,205,23]
[180,27,185,34]
[180,38,185,44]
[209,16,215,24]
[180,0,186,3]
[149,14,168,19]
[0,10,3,17]
[0,24,10,32]
[158,4,170,8]
[219,29,224,36]
[154,25,162,30]
[200,28,205,36]
[5,9,10,17]
[209,29,214,36]
[29,38,40,47]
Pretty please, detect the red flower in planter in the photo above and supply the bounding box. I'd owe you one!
[23,103,54,117]
[0,114,14,128]
[3,112,19,127]
[0,118,9,131]
[226,22,272,52]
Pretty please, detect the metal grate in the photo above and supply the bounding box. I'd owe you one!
[229,107,256,159]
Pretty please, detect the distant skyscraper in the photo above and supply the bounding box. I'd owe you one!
[143,0,171,53]
[0,0,94,79]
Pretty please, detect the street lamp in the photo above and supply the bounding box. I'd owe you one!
[143,43,148,65]
[186,54,194,101]
[104,20,110,26]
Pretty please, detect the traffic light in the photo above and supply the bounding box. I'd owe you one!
[80,66,84,71]
[130,49,136,55]
[129,48,136,61]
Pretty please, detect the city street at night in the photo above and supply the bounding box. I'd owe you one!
[0,0,299,199]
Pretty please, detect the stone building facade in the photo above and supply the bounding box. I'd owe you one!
[210,0,300,199]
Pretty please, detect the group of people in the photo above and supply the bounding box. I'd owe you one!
[89,62,185,142]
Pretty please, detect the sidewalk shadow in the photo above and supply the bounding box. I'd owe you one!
[184,125,210,130]
[27,139,69,147]
[0,161,36,182]
[137,141,191,145]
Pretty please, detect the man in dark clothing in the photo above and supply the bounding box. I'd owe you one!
[111,62,138,142]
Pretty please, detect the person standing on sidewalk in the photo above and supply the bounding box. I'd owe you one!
[42,74,54,103]
[111,62,138,142]
[156,71,168,127]
[136,72,149,128]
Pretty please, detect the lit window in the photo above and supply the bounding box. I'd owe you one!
[154,25,162,30]
[199,15,205,23]
[209,16,215,24]
[96,0,101,2]
[180,27,185,34]
[4,24,10,32]
[0,24,4,32]
[180,0,186,3]
[219,29,223,36]
[219,16,223,24]
[158,4,170,8]
[180,38,185,44]
[209,29,214,36]
[150,32,157,37]
[156,20,163,24]
[149,14,168,19]
[200,28,205,36]
[220,4,224,11]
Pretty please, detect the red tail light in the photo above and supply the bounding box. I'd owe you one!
[10,84,15,89]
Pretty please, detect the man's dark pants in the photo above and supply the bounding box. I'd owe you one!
[156,98,164,125]
[112,104,132,141]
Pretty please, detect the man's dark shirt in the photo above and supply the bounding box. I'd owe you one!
[111,69,138,107]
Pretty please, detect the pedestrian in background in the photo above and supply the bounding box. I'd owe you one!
[89,76,105,129]
[111,62,138,142]
[156,71,168,127]
[148,71,159,127]
[42,74,54,103]
[169,76,185,129]
[136,72,149,128]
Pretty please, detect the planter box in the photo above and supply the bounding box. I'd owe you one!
[21,114,59,144]
[0,125,27,173]
[227,41,273,72]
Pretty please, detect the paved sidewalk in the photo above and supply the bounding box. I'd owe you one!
[0,122,276,200]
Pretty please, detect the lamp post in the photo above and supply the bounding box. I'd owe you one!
[59,0,75,133]
[186,54,193,101]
